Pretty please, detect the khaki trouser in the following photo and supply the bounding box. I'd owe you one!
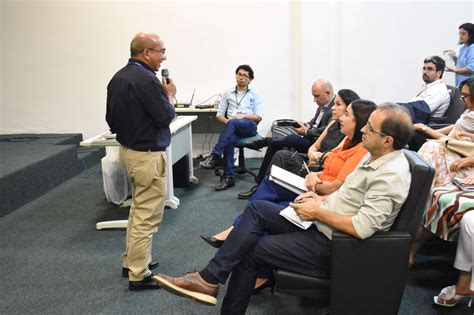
[119,146,166,281]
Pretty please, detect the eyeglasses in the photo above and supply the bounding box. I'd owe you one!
[145,48,166,55]
[236,72,250,79]
[366,121,389,137]
[461,94,471,102]
[421,66,437,72]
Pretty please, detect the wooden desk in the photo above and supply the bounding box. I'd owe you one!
[81,115,198,229]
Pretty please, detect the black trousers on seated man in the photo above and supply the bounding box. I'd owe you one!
[206,200,331,314]
[256,134,313,183]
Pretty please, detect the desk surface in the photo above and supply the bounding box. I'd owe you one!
[175,107,217,113]
[80,115,198,147]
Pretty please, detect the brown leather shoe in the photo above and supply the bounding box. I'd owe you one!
[153,272,219,305]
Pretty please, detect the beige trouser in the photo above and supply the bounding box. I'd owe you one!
[119,146,166,281]
[454,210,474,290]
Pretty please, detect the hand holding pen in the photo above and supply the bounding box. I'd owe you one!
[304,162,322,192]
[290,192,323,221]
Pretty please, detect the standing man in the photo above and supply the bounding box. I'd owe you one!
[238,79,335,199]
[106,32,176,290]
[199,65,263,191]
[153,104,415,314]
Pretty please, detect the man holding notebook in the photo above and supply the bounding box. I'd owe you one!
[154,104,414,313]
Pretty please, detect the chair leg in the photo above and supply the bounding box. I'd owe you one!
[236,147,259,182]
[213,148,259,182]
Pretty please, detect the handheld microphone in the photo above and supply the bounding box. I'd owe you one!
[161,68,170,84]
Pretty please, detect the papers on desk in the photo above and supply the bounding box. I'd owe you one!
[90,137,117,145]
[103,133,116,139]
[279,206,313,230]
[269,165,308,195]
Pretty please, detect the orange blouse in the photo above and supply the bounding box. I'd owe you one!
[319,138,368,183]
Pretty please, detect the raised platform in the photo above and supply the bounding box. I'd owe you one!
[0,134,104,217]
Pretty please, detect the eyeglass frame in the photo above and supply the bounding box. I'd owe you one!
[366,121,389,137]
[461,94,471,102]
[236,72,250,79]
[144,48,166,55]
[421,66,438,72]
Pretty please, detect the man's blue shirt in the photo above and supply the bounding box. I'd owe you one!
[217,86,262,119]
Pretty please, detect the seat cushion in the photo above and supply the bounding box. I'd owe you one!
[235,134,264,148]
[274,269,331,299]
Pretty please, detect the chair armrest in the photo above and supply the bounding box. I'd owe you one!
[330,231,411,315]
[428,123,450,130]
[429,117,447,124]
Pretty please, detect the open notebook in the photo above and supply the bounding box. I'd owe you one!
[279,206,313,230]
[269,165,308,195]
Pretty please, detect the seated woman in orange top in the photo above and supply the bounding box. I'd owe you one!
[201,99,377,244]
[251,99,376,204]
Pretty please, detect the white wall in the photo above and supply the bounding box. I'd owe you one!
[1,0,473,142]
[299,1,473,119]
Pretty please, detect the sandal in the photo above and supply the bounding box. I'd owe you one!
[433,285,473,307]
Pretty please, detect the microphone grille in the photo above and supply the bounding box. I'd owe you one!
[161,68,169,78]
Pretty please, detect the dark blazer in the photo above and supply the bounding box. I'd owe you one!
[305,97,335,141]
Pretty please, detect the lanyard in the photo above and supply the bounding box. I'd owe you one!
[128,61,144,68]
[235,88,249,107]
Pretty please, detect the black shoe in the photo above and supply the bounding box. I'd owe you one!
[200,154,222,170]
[253,279,275,295]
[238,184,259,200]
[246,137,270,151]
[200,234,224,248]
[129,275,161,291]
[122,260,160,278]
[215,177,235,191]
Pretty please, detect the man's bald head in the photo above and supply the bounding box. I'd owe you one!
[311,79,334,107]
[130,32,161,57]
[312,79,333,93]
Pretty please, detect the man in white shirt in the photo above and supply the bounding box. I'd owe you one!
[408,56,450,120]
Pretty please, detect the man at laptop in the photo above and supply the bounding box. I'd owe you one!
[199,64,263,191]
[153,103,415,313]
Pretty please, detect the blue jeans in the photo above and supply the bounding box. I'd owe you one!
[212,118,257,177]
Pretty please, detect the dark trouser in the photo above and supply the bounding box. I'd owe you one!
[204,200,332,315]
[256,134,312,183]
[407,131,428,152]
[212,118,257,177]
[233,175,296,225]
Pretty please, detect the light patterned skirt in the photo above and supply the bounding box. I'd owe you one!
[423,184,474,241]
[418,140,473,187]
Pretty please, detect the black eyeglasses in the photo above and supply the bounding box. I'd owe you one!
[461,94,471,102]
[236,72,250,79]
[145,48,166,54]
[366,121,389,137]
[421,66,437,72]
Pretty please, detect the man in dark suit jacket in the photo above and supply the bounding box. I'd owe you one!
[238,79,335,199]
